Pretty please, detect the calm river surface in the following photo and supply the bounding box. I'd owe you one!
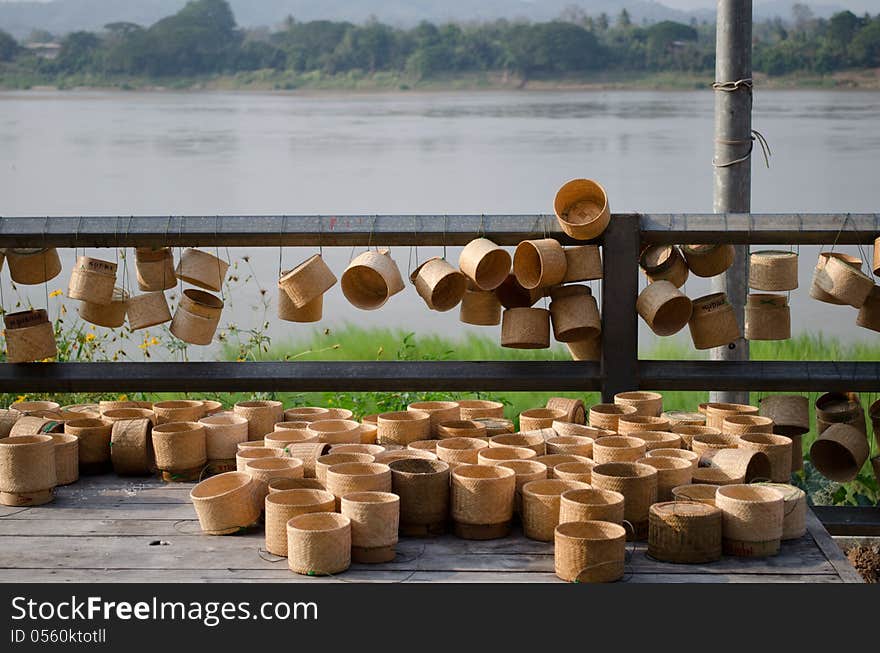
[1,89,878,359]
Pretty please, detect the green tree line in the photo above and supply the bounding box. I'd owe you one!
[1,0,879,81]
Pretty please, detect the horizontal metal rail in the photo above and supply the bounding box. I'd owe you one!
[0,213,877,247]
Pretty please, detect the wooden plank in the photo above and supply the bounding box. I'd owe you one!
[813,506,880,537]
[805,508,864,584]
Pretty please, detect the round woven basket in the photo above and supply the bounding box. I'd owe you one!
[814,255,873,308]
[563,245,603,283]
[200,413,249,461]
[810,253,862,304]
[135,247,176,291]
[190,471,260,535]
[663,411,705,428]
[856,282,880,333]
[810,423,870,482]
[494,273,542,309]
[555,521,626,583]
[151,422,206,477]
[341,249,405,310]
[589,403,638,432]
[110,418,154,476]
[626,430,681,452]
[68,256,117,304]
[341,491,400,563]
[236,446,280,473]
[716,484,784,557]
[471,418,515,437]
[306,419,362,445]
[277,442,329,478]
[489,432,546,456]
[758,395,809,438]
[745,293,790,341]
[372,449,437,465]
[325,462,391,509]
[65,418,111,472]
[315,452,375,485]
[127,291,173,331]
[61,403,101,415]
[593,436,647,464]
[617,415,671,435]
[3,309,57,363]
[408,401,460,438]
[672,484,719,506]
[722,414,774,436]
[9,415,63,436]
[459,287,502,326]
[815,392,865,432]
[278,282,323,323]
[245,457,305,503]
[50,433,79,486]
[436,437,489,466]
[0,435,56,506]
[545,435,593,457]
[477,446,536,465]
[102,408,156,425]
[749,250,798,291]
[544,398,585,425]
[613,391,663,418]
[756,483,806,540]
[553,461,595,484]
[691,432,740,457]
[535,454,591,477]
[436,420,488,440]
[705,403,759,431]
[648,501,723,563]
[501,307,551,349]
[636,456,692,501]
[688,292,741,350]
[518,408,565,432]
[284,407,330,423]
[325,408,355,420]
[691,466,745,485]
[378,410,431,446]
[6,248,62,285]
[411,257,467,312]
[459,238,511,291]
[234,400,283,441]
[549,286,600,343]
[287,512,351,575]
[553,178,611,241]
[389,458,449,536]
[0,409,21,438]
[169,289,222,345]
[332,443,386,456]
[100,399,152,412]
[590,462,658,540]
[153,400,205,425]
[737,433,792,482]
[265,428,317,450]
[457,400,504,421]
[175,247,228,292]
[559,488,624,524]
[9,399,59,416]
[553,422,611,441]
[640,245,689,288]
[269,478,327,493]
[497,459,548,514]
[700,447,771,484]
[646,448,699,471]
[79,286,129,328]
[521,479,590,542]
[278,254,337,309]
[451,464,515,539]
[681,244,735,278]
[265,488,335,556]
[513,239,567,289]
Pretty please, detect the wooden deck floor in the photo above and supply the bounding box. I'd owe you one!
[0,475,862,584]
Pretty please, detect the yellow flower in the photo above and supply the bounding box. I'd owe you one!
[49,290,63,298]
[150,337,159,346]
[16,395,26,402]
[85,333,96,342]
[118,394,128,401]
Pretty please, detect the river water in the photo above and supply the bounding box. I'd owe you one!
[0,89,878,359]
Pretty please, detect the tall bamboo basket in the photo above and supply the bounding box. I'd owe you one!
[200,413,249,462]
[451,464,515,539]
[65,418,112,473]
[810,423,870,482]
[459,238,511,291]
[744,293,790,340]
[549,286,600,343]
[79,287,129,328]
[3,309,57,363]
[153,400,205,424]
[324,462,391,509]
[590,461,658,540]
[170,288,223,345]
[552,421,609,440]
[390,458,450,536]
[756,483,806,540]
[554,521,626,583]
[494,273,542,309]
[50,433,79,486]
[341,491,400,563]
[705,403,758,431]
[378,410,431,446]
[521,479,590,542]
[6,248,62,285]
[135,247,176,291]
[287,512,351,575]
[408,401,460,437]
[691,432,740,457]
[234,400,283,441]
[102,408,156,425]
[589,403,637,432]
[0,435,56,506]
[737,433,793,482]
[459,287,502,326]
[716,484,784,557]
[535,454,590,477]
[637,456,692,501]
[810,252,862,304]
[688,292,741,350]
[513,239,567,289]
[614,391,663,418]
[269,478,326,493]
[265,489,336,556]
[856,284,880,333]
[127,291,173,331]
[553,179,611,241]
[593,436,647,464]
[110,418,154,476]
[749,250,798,291]
[372,449,437,466]
[648,501,722,563]
[563,245,602,282]
[814,255,873,308]
[175,248,228,292]
[278,254,337,308]
[692,466,745,485]
[552,462,595,484]
[190,471,261,535]
[152,422,207,480]
[501,307,551,349]
[640,245,689,288]
[284,407,330,423]
[341,249,405,310]
[265,428,317,450]
[681,244,735,278]
[67,256,117,304]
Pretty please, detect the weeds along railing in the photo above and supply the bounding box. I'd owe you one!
[0,213,878,398]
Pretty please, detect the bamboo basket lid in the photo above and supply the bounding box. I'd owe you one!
[749,250,798,291]
[553,179,611,241]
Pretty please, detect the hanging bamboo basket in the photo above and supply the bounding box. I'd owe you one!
[681,244,735,278]
[749,250,798,291]
[459,238,511,291]
[810,423,870,482]
[110,418,154,476]
[636,280,692,337]
[640,245,689,288]
[264,488,336,556]
[565,335,601,361]
[278,281,323,323]
[175,248,229,292]
[744,293,790,341]
[451,464,516,539]
[554,520,626,583]
[6,248,62,285]
[459,287,502,326]
[324,462,392,509]
[590,462,658,540]
[563,245,603,282]
[810,253,862,304]
[79,287,129,328]
[200,413,249,462]
[814,255,873,308]
[234,400,283,441]
[758,395,809,437]
[688,292,741,350]
[68,256,117,304]
[341,249,405,310]
[856,285,880,333]
[521,479,590,542]
[816,392,866,435]
[559,488,624,524]
[287,512,351,576]
[648,501,723,563]
[65,418,112,474]
[135,247,176,291]
[127,292,173,331]
[549,285,600,343]
[389,458,450,536]
[494,274,542,309]
[553,178,611,241]
[501,307,551,349]
[513,239,567,289]
[341,491,400,563]
[0,434,56,506]
[3,309,57,363]
[170,288,223,345]
[716,484,784,557]
[278,254,337,309]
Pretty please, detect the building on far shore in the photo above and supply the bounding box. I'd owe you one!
[23,42,61,59]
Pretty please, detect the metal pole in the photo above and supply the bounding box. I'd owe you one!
[711,0,752,405]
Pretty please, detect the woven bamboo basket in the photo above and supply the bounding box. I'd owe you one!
[700,447,771,484]
[315,453,375,484]
[324,462,391,509]
[549,286,600,343]
[278,254,337,309]
[691,466,745,485]
[265,429,317,450]
[61,403,100,415]
[200,413,249,461]
[6,248,62,285]
[341,491,400,563]
[79,287,129,328]
[437,420,489,440]
[341,249,405,310]
[672,484,719,506]
[323,408,354,420]
[110,418,154,475]
[490,432,546,456]
[613,391,663,418]
[640,245,689,288]
[637,456,692,501]
[32,409,97,423]
[810,253,862,304]
[589,403,637,433]
[372,449,437,465]
[559,488,624,524]
[816,391,865,429]
[9,415,63,436]
[646,448,700,471]
[856,284,880,333]
[287,512,351,575]
[814,255,873,308]
[153,400,205,424]
[245,457,305,504]
[269,478,326,493]
[65,418,111,473]
[0,410,21,438]
[688,292,741,350]
[306,419,362,445]
[236,446,280,473]
[102,408,156,425]
[663,411,705,428]
[552,420,609,438]
[151,422,206,477]
[554,521,625,583]
[459,286,502,326]
[407,401,460,438]
[553,461,595,484]
[377,410,431,446]
[500,307,551,349]
[681,244,735,278]
[471,418,515,437]
[516,408,562,433]
[278,281,323,322]
[238,440,267,451]
[521,479,590,542]
[234,400,283,441]
[744,293,790,341]
[451,464,515,539]
[265,489,336,556]
[758,395,809,438]
[190,471,261,535]
[67,256,117,304]
[535,454,591,477]
[459,238,511,291]
[544,398,585,425]
[810,423,870,482]
[553,179,610,240]
[278,442,330,478]
[648,501,722,563]
[691,432,740,457]
[135,247,176,291]
[0,435,56,506]
[494,273,542,309]
[50,433,79,486]
[749,250,798,291]
[126,291,173,331]
[3,309,57,363]
[562,245,603,283]
[331,443,385,456]
[496,459,548,514]
[169,289,223,345]
[626,430,681,452]
[756,483,806,540]
[545,435,593,457]
[737,433,792,482]
[175,248,228,292]
[716,484,784,557]
[513,239,567,289]
[592,436,646,464]
[590,462,658,540]
[705,402,759,431]
[100,399,153,412]
[478,446,536,466]
[389,458,449,536]
[618,415,671,435]
[436,437,489,466]
[284,407,330,423]
[722,414,774,436]
[9,399,59,415]
[410,257,467,312]
[407,440,438,453]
